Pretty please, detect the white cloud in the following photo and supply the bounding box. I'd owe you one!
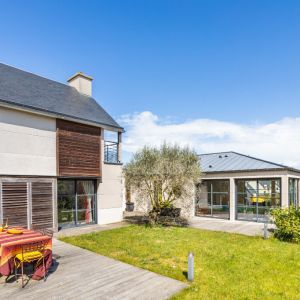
[118,111,300,168]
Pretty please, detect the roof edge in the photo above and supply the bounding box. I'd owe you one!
[199,151,299,172]
[0,62,70,88]
[0,99,124,132]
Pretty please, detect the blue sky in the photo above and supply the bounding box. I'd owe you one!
[1,1,300,165]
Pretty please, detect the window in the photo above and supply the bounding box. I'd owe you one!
[236,179,281,222]
[289,178,299,208]
[195,180,230,219]
[57,179,97,228]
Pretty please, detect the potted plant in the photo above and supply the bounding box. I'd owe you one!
[126,201,135,212]
[125,184,134,211]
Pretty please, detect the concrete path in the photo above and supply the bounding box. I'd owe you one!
[190,216,275,236]
[54,222,128,238]
[0,239,187,300]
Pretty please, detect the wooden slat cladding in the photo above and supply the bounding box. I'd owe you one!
[32,182,53,229]
[57,119,101,177]
[2,182,28,227]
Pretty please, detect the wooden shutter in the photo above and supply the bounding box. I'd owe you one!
[56,119,101,177]
[2,182,28,227]
[31,182,53,229]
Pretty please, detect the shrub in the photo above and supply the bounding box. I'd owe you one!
[271,207,300,243]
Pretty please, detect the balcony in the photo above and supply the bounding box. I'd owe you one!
[104,141,120,164]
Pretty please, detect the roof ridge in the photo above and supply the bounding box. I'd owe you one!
[230,151,290,169]
[198,151,233,156]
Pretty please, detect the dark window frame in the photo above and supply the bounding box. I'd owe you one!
[57,178,97,228]
[235,178,282,222]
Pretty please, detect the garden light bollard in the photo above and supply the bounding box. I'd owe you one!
[188,252,194,282]
[264,221,268,239]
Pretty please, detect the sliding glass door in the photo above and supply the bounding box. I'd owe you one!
[195,180,230,219]
[236,179,281,222]
[58,179,97,228]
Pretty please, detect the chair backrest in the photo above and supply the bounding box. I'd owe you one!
[21,240,47,255]
[41,228,54,238]
[31,224,54,238]
[16,241,46,263]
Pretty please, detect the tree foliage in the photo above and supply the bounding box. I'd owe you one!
[124,143,201,213]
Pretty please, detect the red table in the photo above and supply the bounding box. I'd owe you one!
[0,228,52,279]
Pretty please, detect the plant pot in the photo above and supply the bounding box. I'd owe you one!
[126,202,134,212]
[160,207,181,217]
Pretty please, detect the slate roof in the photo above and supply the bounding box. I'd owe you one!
[199,151,299,173]
[0,63,122,130]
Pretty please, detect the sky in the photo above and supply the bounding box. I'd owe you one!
[1,0,300,166]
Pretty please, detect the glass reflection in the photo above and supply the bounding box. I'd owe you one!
[196,180,230,219]
[236,179,281,222]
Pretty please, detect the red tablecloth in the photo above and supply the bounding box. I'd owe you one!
[0,228,52,280]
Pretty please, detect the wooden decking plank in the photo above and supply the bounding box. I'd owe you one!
[0,239,186,300]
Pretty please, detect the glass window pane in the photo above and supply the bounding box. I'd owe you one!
[195,180,229,219]
[210,180,229,193]
[58,195,75,210]
[77,180,95,195]
[77,195,95,224]
[289,178,299,207]
[57,195,76,227]
[195,183,211,216]
[58,180,75,195]
[237,179,281,222]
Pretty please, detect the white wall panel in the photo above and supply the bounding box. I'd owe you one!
[0,107,56,176]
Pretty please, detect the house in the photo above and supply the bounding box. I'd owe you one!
[197,151,300,222]
[0,63,124,231]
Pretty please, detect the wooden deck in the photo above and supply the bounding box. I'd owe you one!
[0,239,187,300]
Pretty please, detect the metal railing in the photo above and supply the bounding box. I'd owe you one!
[104,141,119,163]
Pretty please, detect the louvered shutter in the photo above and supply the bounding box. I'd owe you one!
[31,181,53,229]
[2,182,28,227]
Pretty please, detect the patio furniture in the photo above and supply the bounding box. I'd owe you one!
[31,224,54,238]
[0,227,52,281]
[14,240,47,288]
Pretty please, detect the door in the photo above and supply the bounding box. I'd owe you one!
[57,179,97,228]
[195,180,230,219]
[76,180,97,226]
[236,179,281,222]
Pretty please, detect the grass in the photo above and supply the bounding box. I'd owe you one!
[60,225,300,300]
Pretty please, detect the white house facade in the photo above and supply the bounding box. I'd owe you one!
[0,63,123,231]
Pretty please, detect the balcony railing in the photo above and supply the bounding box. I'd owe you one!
[104,141,119,163]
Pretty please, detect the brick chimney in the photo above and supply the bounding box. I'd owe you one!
[67,72,93,96]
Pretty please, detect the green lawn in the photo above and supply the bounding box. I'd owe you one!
[61,225,300,300]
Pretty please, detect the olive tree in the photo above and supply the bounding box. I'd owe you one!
[124,143,201,220]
